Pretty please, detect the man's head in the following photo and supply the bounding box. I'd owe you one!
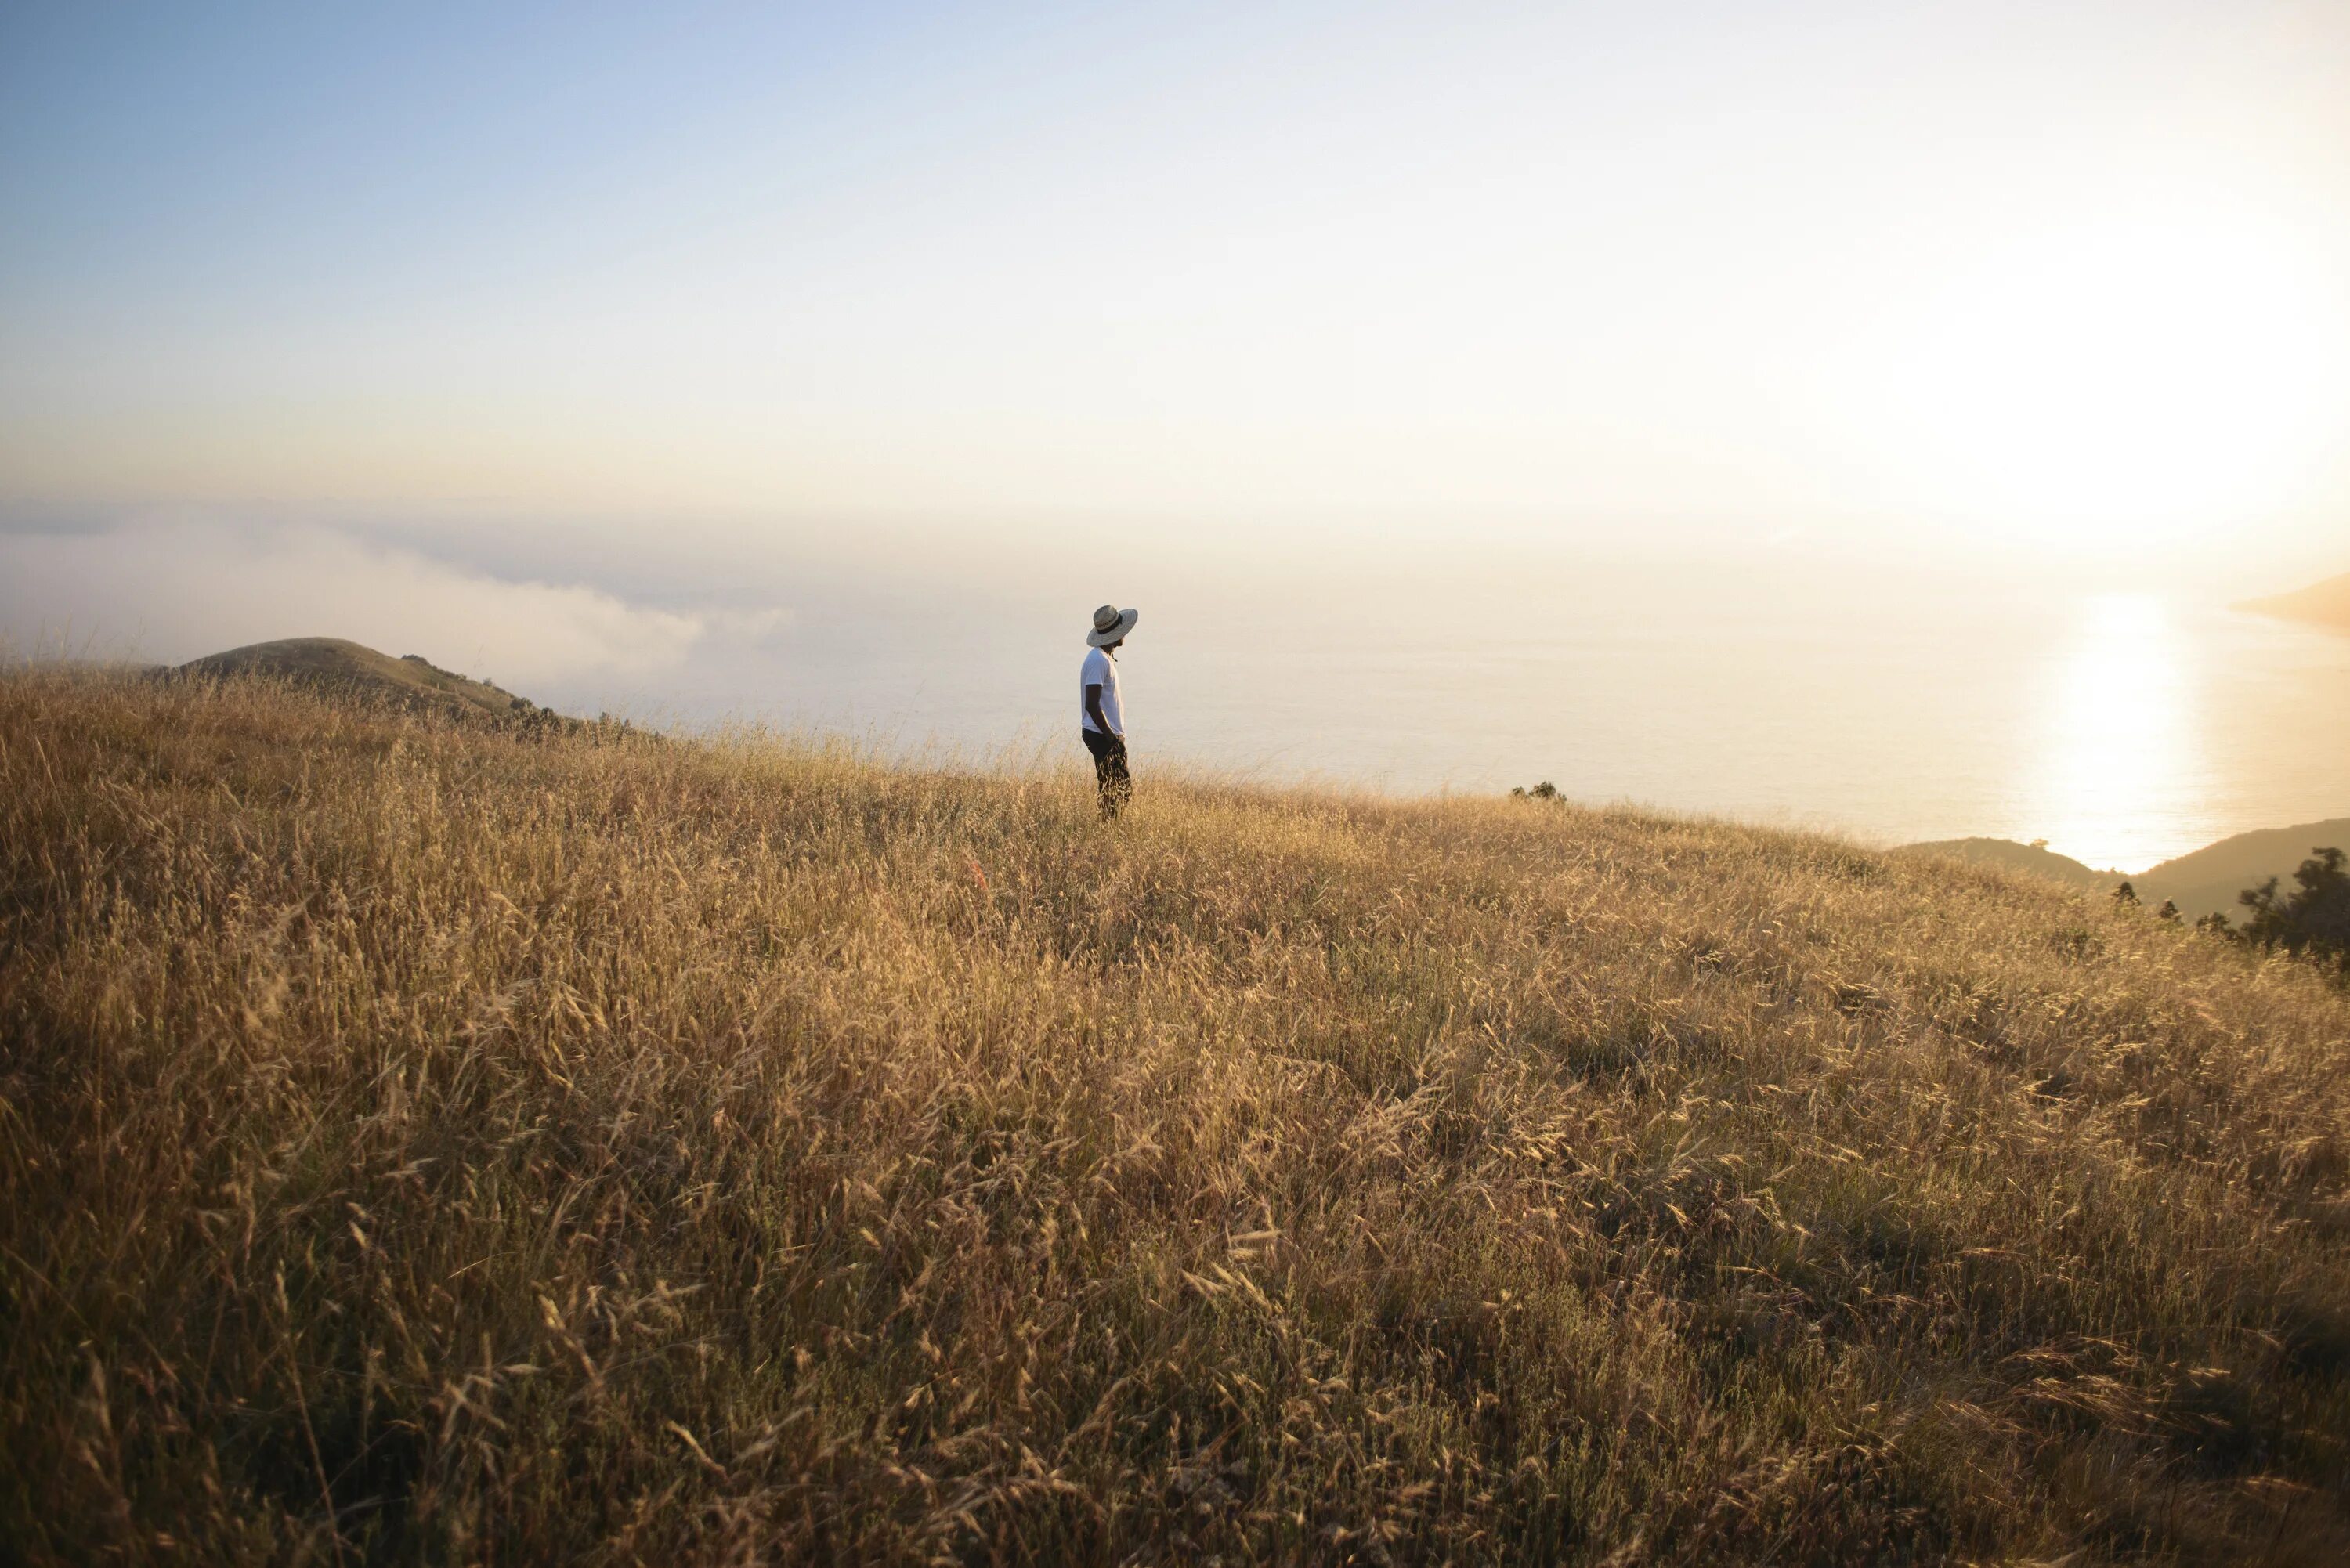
[1087,604,1139,649]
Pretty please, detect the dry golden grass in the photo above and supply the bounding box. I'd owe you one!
[3,668,2348,1565]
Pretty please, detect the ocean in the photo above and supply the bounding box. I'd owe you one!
[548,555,2350,876]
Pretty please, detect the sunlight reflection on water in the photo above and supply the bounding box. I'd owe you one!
[554,564,2349,873]
[2025,594,2206,872]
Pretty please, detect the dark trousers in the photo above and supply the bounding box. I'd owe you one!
[1081,728,1131,818]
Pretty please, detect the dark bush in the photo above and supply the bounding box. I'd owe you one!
[2236,847,2350,980]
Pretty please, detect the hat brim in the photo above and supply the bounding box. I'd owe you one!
[1086,607,1139,647]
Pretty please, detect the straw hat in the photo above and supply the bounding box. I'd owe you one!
[1087,604,1139,647]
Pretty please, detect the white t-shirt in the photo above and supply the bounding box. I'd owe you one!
[1079,645,1124,736]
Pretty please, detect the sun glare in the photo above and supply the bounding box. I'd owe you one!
[1895,219,2337,552]
[2023,592,2206,872]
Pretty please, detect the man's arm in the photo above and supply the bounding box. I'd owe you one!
[1085,683,1112,735]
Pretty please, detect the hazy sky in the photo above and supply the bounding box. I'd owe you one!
[4,2,2349,678]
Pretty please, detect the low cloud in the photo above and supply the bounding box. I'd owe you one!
[0,518,727,688]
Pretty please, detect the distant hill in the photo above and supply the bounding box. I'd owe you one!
[169,637,561,725]
[2135,818,2350,923]
[1903,819,2350,923]
[2236,569,2350,632]
[1897,836,2111,890]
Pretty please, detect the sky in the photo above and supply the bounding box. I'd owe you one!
[3,1,2348,697]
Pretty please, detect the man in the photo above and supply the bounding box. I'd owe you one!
[1080,603,1137,818]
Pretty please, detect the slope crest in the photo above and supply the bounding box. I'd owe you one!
[170,635,552,723]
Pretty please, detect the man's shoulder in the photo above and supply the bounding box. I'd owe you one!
[1082,647,1111,674]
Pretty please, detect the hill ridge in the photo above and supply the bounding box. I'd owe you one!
[170,634,569,726]
[1900,818,2350,923]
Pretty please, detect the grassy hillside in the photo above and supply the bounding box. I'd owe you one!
[1894,837,2111,893]
[171,637,564,725]
[4,670,2348,1565]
